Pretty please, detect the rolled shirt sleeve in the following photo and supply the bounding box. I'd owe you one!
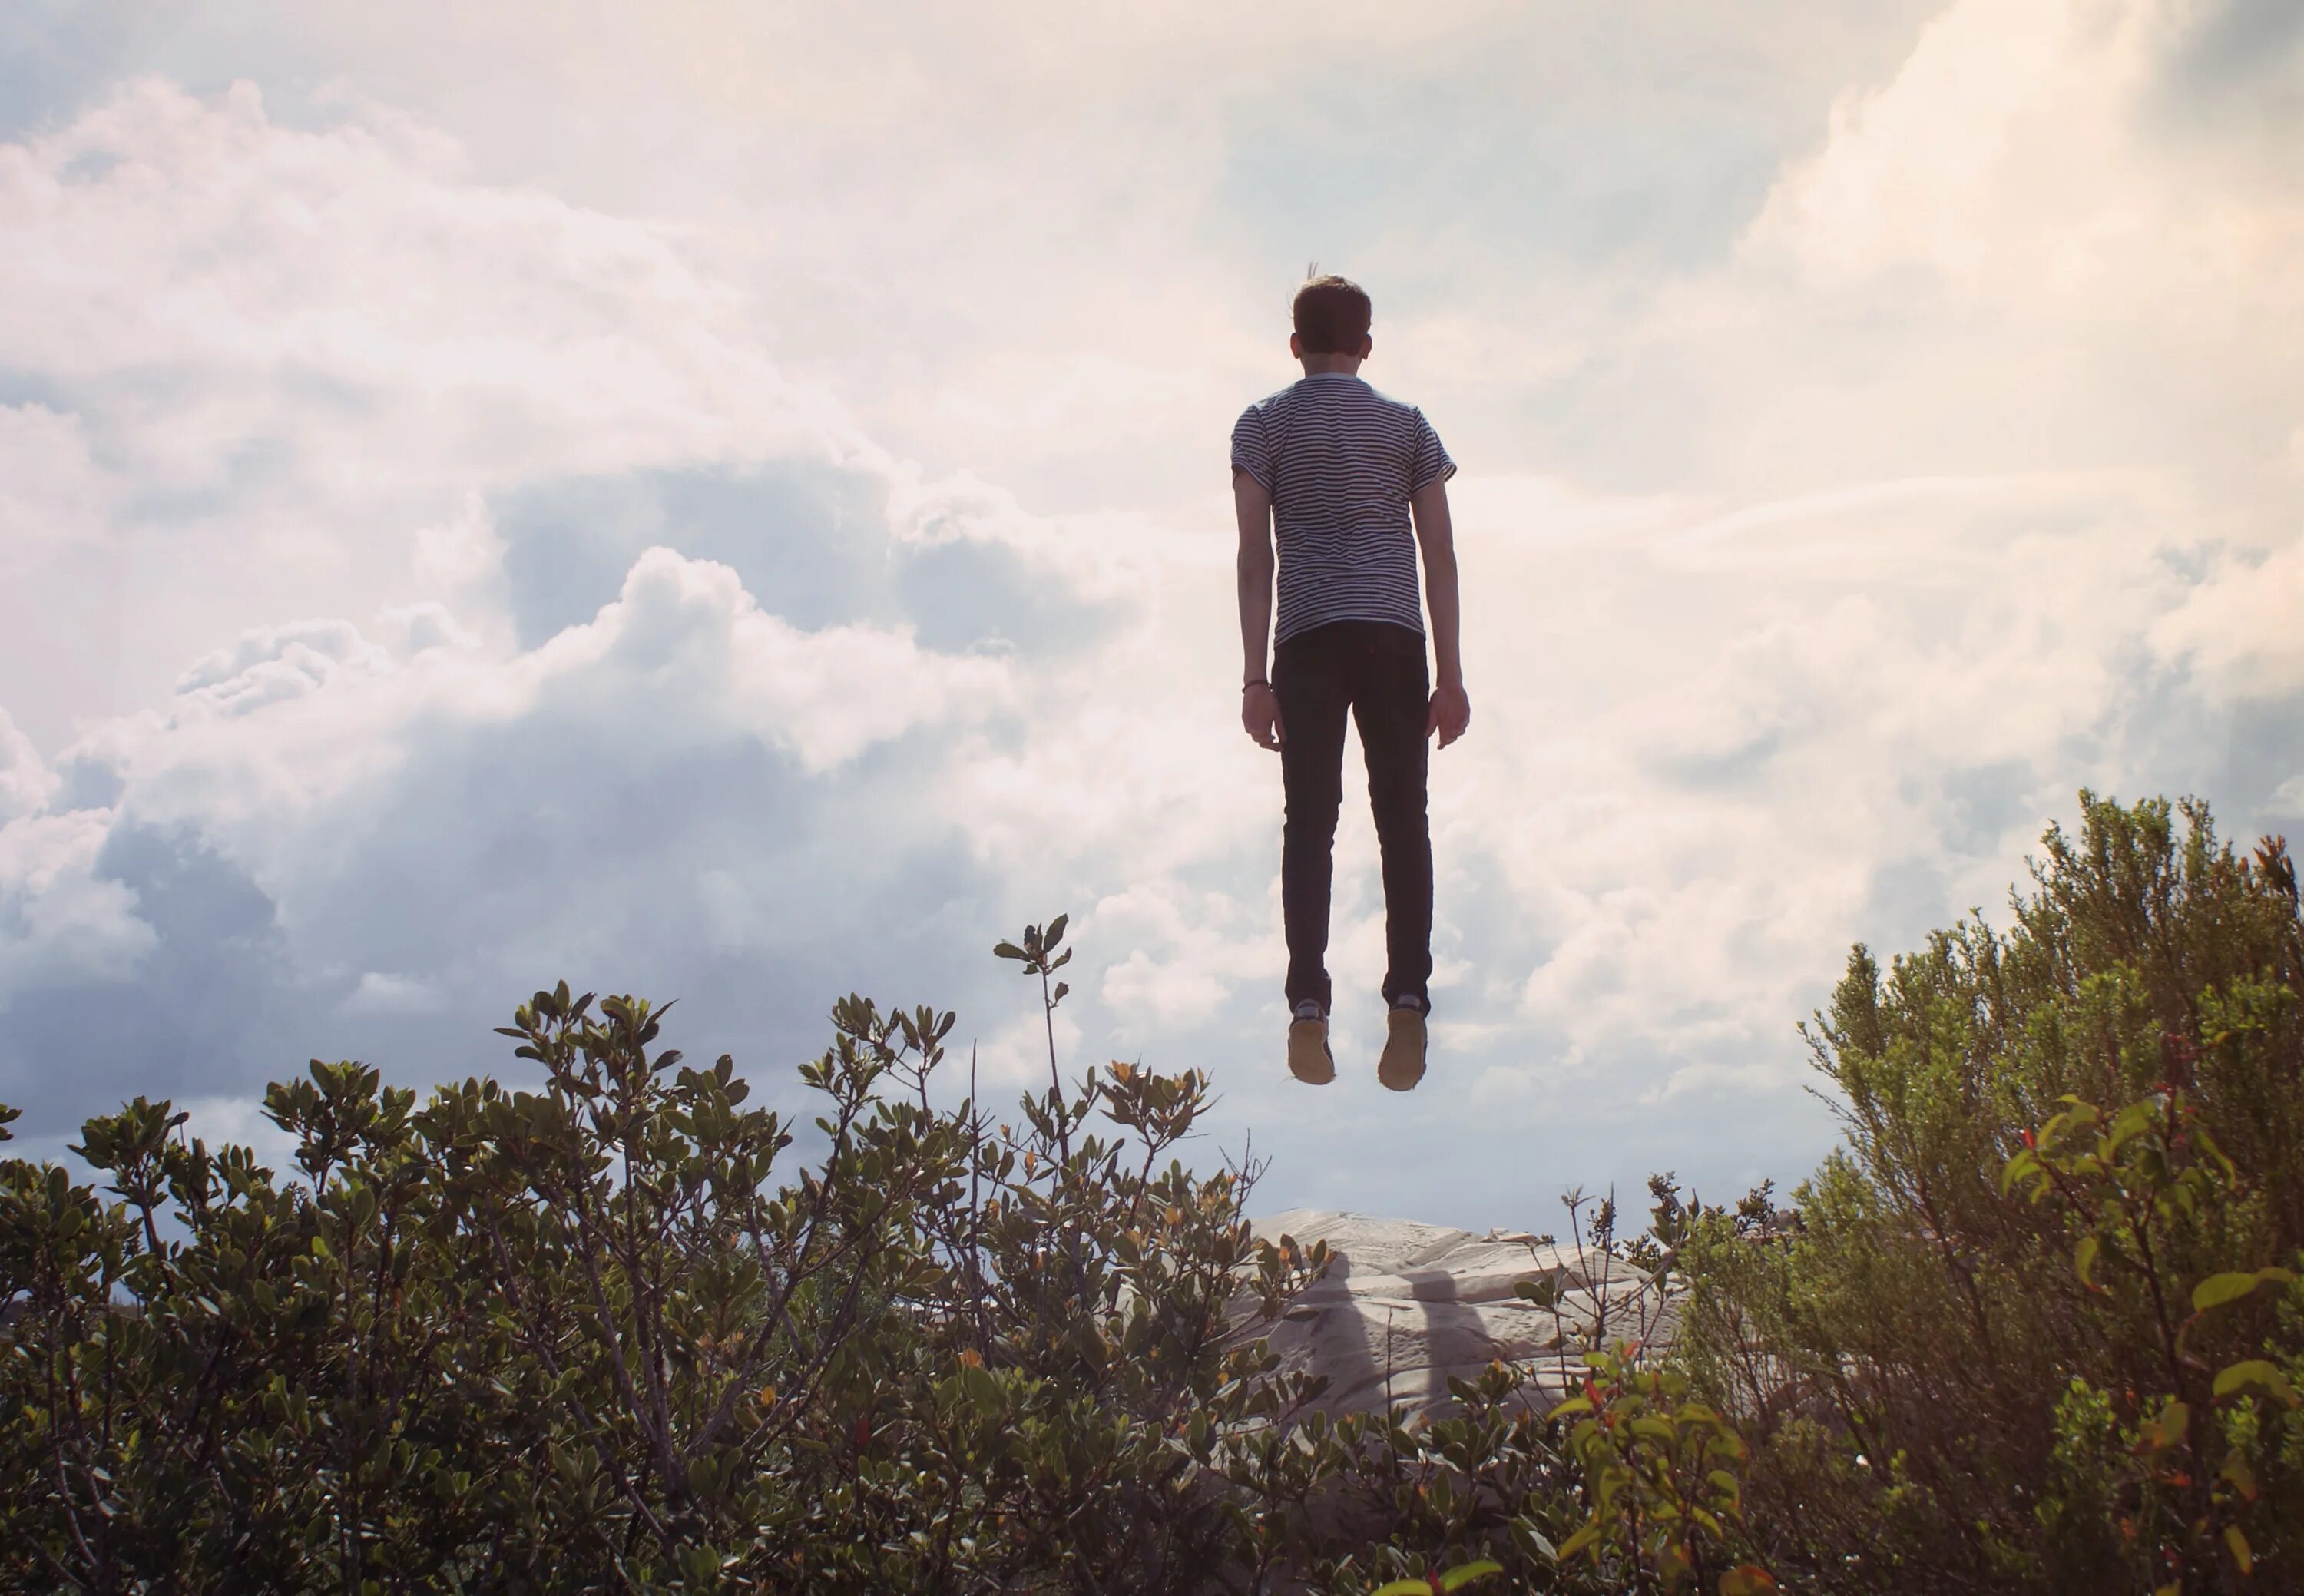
[1409,409,1456,493]
[1230,406,1274,492]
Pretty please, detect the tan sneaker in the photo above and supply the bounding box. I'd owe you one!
[1286,1003,1335,1085]
[1377,1004,1426,1092]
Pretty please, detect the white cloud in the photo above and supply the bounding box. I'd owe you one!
[2151,538,2304,704]
[97,546,1014,866]
[1092,882,1280,1038]
[412,492,505,593]
[2,0,2301,1226]
[0,79,854,476]
[0,808,157,1002]
[0,710,57,823]
[340,971,443,1015]
[1750,0,2304,327]
[0,404,111,569]
[1749,0,2100,289]
[0,78,875,746]
[525,548,1015,774]
[178,1092,298,1171]
[972,1003,1085,1093]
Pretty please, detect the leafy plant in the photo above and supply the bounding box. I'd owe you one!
[1548,1344,1769,1594]
[2003,1078,2299,1588]
[1369,1559,1504,1594]
[1677,794,2304,1594]
[0,918,1345,1591]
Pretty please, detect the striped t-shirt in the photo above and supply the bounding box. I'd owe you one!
[1230,373,1455,644]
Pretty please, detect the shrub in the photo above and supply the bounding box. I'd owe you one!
[0,916,1334,1591]
[2,914,1771,1594]
[1678,794,2304,1594]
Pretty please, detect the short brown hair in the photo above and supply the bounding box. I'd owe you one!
[1293,275,1372,355]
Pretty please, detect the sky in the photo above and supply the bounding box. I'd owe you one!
[2,0,2300,1230]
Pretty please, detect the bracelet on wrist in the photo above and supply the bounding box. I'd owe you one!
[1242,678,1268,691]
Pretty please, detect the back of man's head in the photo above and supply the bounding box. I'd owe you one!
[1293,275,1372,355]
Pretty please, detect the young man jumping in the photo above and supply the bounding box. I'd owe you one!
[1233,274,1471,1091]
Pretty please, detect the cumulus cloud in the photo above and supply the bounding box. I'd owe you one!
[2151,538,2304,704]
[0,403,110,567]
[1,538,1031,1130]
[0,808,157,1003]
[528,547,1015,774]
[1752,0,2304,321]
[0,77,876,746]
[2,1,2300,1228]
[0,79,852,475]
[0,711,57,823]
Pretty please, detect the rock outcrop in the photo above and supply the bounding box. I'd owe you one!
[1247,1209,1677,1423]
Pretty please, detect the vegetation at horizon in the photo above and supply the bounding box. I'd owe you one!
[4,793,2299,1593]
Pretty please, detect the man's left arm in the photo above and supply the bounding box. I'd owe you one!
[1411,480,1471,748]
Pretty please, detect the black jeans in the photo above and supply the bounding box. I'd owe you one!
[1274,619,1432,1016]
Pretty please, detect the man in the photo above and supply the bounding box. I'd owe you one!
[1233,275,1470,1091]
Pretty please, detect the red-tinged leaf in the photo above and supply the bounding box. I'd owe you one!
[2143,1400,2190,1452]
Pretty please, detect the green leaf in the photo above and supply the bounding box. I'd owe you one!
[1998,1148,2036,1197]
[2101,1100,2155,1155]
[2220,1451,2259,1502]
[2074,1235,2100,1287]
[2193,1270,2276,1313]
[1720,1568,1779,1596]
[2211,1359,2298,1406]
[1440,1563,1505,1591]
[2225,1524,2253,1574]
[1556,1525,1603,1561]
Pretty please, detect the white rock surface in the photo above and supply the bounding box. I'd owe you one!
[1246,1209,1676,1422]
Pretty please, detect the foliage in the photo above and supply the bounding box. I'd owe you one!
[0,916,1314,1591]
[3,914,1773,1594]
[1677,794,2304,1594]
[2004,1079,2297,1588]
[49,790,2276,1596]
[1369,1561,1502,1595]
[1212,1175,1769,1596]
[1549,1346,1767,1594]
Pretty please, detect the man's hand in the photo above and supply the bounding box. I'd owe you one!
[1428,679,1471,749]
[1243,682,1285,750]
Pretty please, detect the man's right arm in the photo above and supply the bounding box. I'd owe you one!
[1411,478,1471,748]
[1234,469,1283,749]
